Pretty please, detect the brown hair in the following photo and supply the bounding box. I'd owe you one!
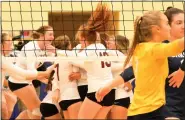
[99,33,110,48]
[124,11,163,68]
[164,7,184,25]
[45,70,55,92]
[76,2,112,44]
[52,35,71,50]
[32,25,53,39]
[114,35,129,54]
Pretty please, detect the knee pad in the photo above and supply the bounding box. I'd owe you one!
[31,107,42,117]
[40,103,59,117]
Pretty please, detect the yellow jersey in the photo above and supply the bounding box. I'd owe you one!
[128,40,184,116]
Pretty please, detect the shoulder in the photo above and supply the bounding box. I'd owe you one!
[21,41,35,51]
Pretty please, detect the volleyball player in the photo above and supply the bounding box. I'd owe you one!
[96,10,184,120]
[162,7,185,120]
[8,26,55,119]
[106,35,133,119]
[40,35,82,119]
[1,32,56,119]
[63,3,117,119]
[69,30,88,102]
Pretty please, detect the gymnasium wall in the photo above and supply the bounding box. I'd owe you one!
[1,1,184,40]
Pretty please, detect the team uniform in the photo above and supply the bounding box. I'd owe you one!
[1,56,39,118]
[127,40,184,120]
[109,50,133,108]
[8,40,50,116]
[40,90,61,117]
[8,41,48,90]
[2,56,38,85]
[56,50,82,111]
[73,44,88,101]
[42,50,81,110]
[163,40,185,120]
[72,43,115,106]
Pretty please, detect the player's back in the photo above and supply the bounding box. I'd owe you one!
[78,43,113,93]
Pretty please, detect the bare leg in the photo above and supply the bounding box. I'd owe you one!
[78,97,102,119]
[94,106,112,119]
[68,101,82,119]
[13,85,41,119]
[109,105,128,119]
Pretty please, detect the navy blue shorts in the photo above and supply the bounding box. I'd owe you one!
[128,106,165,120]
[59,99,81,111]
[8,80,29,92]
[40,103,59,117]
[114,97,130,108]
[86,89,115,106]
[78,85,88,101]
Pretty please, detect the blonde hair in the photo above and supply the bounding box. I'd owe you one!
[124,11,163,68]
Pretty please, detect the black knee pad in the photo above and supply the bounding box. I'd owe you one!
[40,103,59,117]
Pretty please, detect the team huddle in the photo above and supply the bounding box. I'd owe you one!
[1,2,185,120]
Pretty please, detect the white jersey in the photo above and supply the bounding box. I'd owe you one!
[2,56,38,86]
[8,41,47,84]
[72,44,87,86]
[72,43,113,93]
[108,50,133,100]
[52,50,80,101]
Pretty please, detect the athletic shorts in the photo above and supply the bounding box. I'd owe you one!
[86,89,115,106]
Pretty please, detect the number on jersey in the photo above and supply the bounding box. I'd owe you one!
[99,52,111,68]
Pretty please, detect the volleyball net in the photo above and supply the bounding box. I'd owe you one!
[1,1,184,62]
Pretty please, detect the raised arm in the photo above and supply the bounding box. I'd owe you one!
[151,38,184,58]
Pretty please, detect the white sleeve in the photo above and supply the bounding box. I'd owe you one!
[2,58,38,80]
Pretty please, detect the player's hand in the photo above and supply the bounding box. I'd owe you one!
[36,64,57,83]
[39,78,49,84]
[95,85,111,102]
[168,69,185,88]
[69,72,81,81]
[124,82,133,92]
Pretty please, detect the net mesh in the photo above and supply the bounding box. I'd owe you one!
[1,1,184,62]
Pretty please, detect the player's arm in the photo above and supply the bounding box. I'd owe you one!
[151,38,184,58]
[168,59,185,88]
[2,58,56,81]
